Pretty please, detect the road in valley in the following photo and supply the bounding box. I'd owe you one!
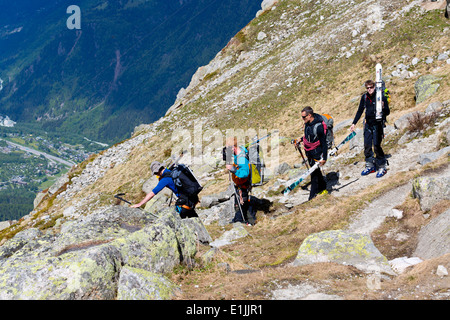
[0,138,76,167]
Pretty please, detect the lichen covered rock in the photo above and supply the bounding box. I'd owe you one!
[0,206,211,300]
[292,230,394,275]
[414,75,440,105]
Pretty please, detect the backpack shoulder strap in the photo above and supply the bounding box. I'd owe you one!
[312,119,327,138]
[160,169,171,179]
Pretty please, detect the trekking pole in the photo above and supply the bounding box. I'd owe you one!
[245,131,275,149]
[291,139,310,169]
[166,150,187,207]
[167,149,187,170]
[114,193,159,219]
[228,172,247,224]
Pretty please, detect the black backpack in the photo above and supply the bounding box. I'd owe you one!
[163,164,202,198]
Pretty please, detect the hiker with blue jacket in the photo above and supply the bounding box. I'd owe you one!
[131,161,199,219]
[224,136,256,225]
[300,106,328,200]
[350,79,390,178]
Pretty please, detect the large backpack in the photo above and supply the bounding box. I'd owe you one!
[247,142,264,186]
[310,113,334,149]
[163,164,203,198]
[232,144,265,188]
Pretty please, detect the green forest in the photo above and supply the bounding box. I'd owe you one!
[0,187,36,221]
[0,0,262,144]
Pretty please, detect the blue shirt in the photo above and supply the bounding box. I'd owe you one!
[233,146,250,178]
[152,169,179,196]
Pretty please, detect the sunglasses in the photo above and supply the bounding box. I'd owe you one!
[366,86,375,89]
[302,115,308,119]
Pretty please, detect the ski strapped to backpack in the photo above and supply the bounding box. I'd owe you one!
[244,132,276,186]
[375,63,383,121]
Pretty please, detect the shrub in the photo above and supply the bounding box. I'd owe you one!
[407,111,439,133]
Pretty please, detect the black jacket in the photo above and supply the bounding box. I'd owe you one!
[353,89,390,125]
[303,113,328,161]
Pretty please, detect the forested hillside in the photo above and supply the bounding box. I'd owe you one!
[0,0,261,143]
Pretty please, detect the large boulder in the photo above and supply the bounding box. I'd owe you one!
[292,230,394,275]
[417,146,450,166]
[414,75,441,105]
[117,266,179,300]
[413,209,450,260]
[412,175,450,211]
[0,206,210,300]
[210,223,249,248]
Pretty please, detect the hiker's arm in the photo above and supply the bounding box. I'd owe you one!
[351,95,365,131]
[131,191,155,208]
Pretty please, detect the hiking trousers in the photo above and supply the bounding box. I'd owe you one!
[232,185,256,224]
[175,194,199,219]
[177,206,199,219]
[308,158,327,200]
[363,121,386,168]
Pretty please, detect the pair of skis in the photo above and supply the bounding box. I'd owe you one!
[281,131,357,195]
[281,161,321,195]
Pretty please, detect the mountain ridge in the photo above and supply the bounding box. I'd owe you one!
[0,0,262,143]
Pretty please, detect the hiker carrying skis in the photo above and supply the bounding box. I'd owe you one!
[299,106,328,200]
[224,136,256,225]
[350,79,390,178]
[131,161,199,219]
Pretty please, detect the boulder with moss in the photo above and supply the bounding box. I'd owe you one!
[292,230,394,275]
[0,206,210,300]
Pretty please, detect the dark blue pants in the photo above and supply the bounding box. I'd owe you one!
[308,158,327,200]
[232,186,256,224]
[364,121,386,167]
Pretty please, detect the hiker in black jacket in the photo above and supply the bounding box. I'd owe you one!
[301,106,328,200]
[350,79,390,178]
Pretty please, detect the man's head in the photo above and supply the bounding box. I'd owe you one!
[150,161,164,176]
[223,136,238,164]
[365,80,375,95]
[301,106,314,123]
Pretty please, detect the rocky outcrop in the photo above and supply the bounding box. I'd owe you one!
[412,176,450,211]
[414,75,441,105]
[413,209,450,260]
[0,206,210,300]
[292,230,395,275]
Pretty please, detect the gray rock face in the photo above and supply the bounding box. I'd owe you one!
[413,209,450,260]
[117,266,179,300]
[0,207,210,300]
[412,176,450,211]
[414,75,441,105]
[292,230,394,275]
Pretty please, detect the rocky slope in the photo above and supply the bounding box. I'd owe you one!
[0,0,449,300]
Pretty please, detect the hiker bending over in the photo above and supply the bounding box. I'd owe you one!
[131,161,199,219]
[224,137,256,225]
[300,106,328,200]
[350,79,390,178]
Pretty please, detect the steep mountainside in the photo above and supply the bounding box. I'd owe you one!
[0,0,261,143]
[0,0,449,301]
